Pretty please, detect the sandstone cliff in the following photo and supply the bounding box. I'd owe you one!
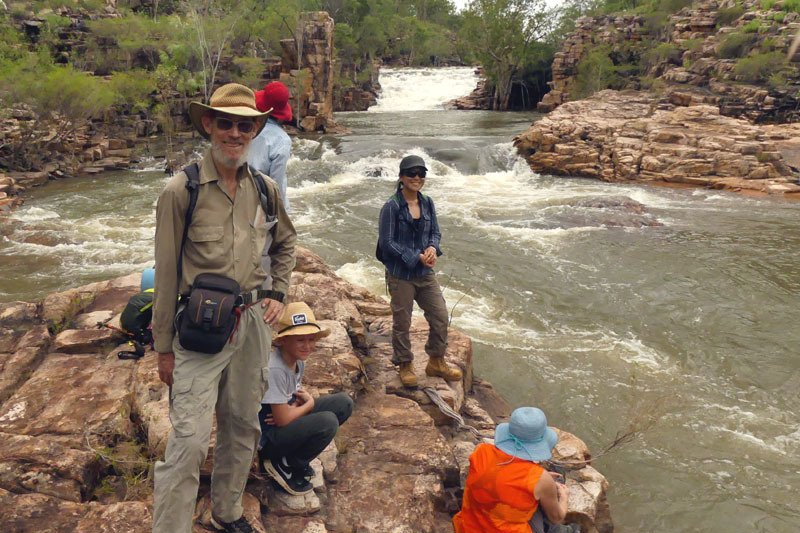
[539,0,800,121]
[517,0,800,195]
[0,247,612,533]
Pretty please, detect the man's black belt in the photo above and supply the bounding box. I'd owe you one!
[179,289,284,307]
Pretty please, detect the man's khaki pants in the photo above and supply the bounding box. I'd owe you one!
[152,305,270,533]
[386,271,449,364]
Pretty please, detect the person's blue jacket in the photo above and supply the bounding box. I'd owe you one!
[377,190,442,280]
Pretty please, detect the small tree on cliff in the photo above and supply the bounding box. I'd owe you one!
[460,0,552,110]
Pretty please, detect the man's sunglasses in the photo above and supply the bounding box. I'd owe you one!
[403,168,427,179]
[215,116,257,134]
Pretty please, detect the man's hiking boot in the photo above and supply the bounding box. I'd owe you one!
[398,361,418,388]
[425,357,462,381]
[210,514,255,533]
[264,456,313,495]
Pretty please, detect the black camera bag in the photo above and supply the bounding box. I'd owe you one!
[177,273,241,354]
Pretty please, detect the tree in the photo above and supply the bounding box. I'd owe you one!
[185,0,243,101]
[460,0,553,109]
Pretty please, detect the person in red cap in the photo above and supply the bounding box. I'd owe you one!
[248,81,293,210]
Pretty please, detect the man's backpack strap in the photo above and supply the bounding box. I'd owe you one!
[248,165,275,220]
[177,163,275,288]
[178,162,201,285]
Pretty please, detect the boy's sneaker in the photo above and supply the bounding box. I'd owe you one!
[209,514,255,533]
[263,456,313,495]
[298,463,315,479]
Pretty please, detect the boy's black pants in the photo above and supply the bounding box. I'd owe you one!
[258,392,353,471]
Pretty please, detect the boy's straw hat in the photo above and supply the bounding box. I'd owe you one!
[273,302,330,341]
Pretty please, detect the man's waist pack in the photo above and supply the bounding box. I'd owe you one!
[177,273,241,354]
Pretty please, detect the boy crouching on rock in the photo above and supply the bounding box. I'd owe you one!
[259,302,353,495]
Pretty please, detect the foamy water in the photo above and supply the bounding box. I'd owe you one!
[369,67,479,112]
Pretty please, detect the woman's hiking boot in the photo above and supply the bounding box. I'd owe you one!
[398,362,418,388]
[264,456,313,495]
[210,514,255,533]
[425,357,462,381]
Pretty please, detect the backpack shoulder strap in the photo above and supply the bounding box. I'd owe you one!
[178,162,200,285]
[248,165,275,218]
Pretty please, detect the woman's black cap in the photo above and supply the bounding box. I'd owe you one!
[399,155,427,172]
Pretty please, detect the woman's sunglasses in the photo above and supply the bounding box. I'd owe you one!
[215,117,257,134]
[403,169,427,179]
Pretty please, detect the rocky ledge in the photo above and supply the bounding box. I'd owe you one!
[514,89,800,197]
[0,247,613,533]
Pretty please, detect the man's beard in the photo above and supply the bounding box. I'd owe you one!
[211,139,249,170]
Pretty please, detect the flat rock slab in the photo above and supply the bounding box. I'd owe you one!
[53,328,120,354]
[0,301,38,327]
[0,353,135,447]
[327,392,458,532]
[0,489,151,533]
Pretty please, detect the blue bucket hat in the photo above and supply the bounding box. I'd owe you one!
[494,407,558,462]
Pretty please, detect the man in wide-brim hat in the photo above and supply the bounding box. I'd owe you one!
[152,83,297,533]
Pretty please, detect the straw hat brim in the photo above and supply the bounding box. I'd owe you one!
[188,101,272,140]
[273,324,331,342]
[494,423,558,463]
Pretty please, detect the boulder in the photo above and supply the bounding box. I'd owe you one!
[0,352,136,448]
[0,432,102,502]
[326,392,458,533]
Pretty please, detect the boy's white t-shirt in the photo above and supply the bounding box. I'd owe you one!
[261,347,305,405]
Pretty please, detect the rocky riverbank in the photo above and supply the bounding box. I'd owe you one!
[514,89,800,196]
[0,247,612,533]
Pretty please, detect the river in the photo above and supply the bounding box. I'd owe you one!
[1,67,799,533]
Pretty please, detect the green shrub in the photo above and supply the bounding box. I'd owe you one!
[783,0,800,12]
[231,57,264,89]
[0,54,115,122]
[108,70,156,113]
[642,42,682,70]
[717,31,758,58]
[734,51,786,81]
[717,5,745,26]
[574,46,618,98]
[773,11,785,21]
[742,20,762,33]
[761,37,780,52]
[643,11,671,38]
[682,38,704,52]
[768,71,788,89]
[657,0,693,13]
[761,0,777,8]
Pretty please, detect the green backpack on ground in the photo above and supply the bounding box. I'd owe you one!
[119,288,154,346]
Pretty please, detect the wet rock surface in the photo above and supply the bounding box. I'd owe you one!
[0,246,613,532]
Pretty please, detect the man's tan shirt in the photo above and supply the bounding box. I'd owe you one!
[152,150,296,353]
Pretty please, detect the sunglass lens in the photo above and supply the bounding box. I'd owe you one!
[215,117,255,133]
[237,121,255,133]
[406,169,426,178]
[216,117,234,130]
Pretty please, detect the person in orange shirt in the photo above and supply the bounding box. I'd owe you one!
[453,407,572,533]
